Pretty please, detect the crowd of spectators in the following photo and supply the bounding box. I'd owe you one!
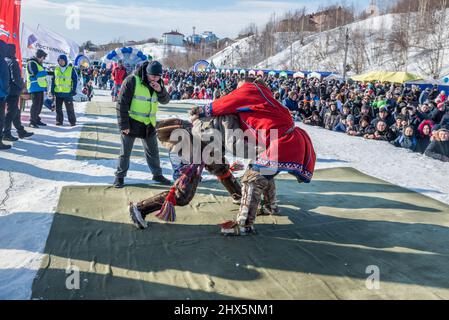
[162,69,449,162]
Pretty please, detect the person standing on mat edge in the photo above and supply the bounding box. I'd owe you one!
[26,49,48,128]
[51,54,78,126]
[2,43,34,143]
[114,60,171,188]
[0,40,11,150]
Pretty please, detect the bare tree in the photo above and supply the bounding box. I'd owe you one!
[349,28,368,74]
[416,0,448,78]
[388,11,412,71]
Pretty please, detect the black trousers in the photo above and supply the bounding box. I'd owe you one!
[55,96,76,125]
[30,91,44,124]
[4,95,25,135]
[0,99,5,140]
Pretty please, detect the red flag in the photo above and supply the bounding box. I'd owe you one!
[0,0,22,67]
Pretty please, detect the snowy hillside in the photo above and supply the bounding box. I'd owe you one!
[208,35,256,68]
[134,43,186,61]
[256,14,395,72]
[258,10,449,79]
[208,32,306,69]
[208,10,449,80]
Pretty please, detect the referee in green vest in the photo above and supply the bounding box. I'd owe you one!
[114,60,171,188]
[51,54,78,126]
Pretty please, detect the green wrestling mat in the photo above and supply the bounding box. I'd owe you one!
[31,167,449,300]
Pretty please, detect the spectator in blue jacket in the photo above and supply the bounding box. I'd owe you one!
[27,49,48,128]
[0,40,11,150]
[51,54,78,126]
[419,88,431,105]
[282,91,299,118]
[391,125,417,152]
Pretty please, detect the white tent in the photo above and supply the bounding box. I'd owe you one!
[325,74,344,81]
[293,71,305,79]
[248,70,256,76]
[308,72,322,80]
[240,69,246,74]
[233,69,239,74]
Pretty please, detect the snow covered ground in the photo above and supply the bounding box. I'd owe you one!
[1,91,448,300]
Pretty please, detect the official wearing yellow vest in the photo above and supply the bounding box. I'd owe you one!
[114,61,171,188]
[51,54,78,126]
[26,49,48,128]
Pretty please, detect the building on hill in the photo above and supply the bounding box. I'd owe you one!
[186,30,220,45]
[202,31,219,43]
[186,34,202,45]
[161,31,185,47]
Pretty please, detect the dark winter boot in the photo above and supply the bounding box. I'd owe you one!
[2,133,18,142]
[0,141,11,150]
[18,131,34,139]
[113,177,124,189]
[153,175,171,186]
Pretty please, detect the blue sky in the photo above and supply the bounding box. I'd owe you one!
[22,0,373,44]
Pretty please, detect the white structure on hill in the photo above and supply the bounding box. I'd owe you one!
[161,31,185,47]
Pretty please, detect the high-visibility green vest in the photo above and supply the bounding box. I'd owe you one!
[54,66,74,94]
[129,75,158,126]
[26,60,48,93]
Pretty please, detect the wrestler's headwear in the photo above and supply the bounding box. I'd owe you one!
[156,118,192,148]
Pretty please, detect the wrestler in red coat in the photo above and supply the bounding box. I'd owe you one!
[200,80,316,183]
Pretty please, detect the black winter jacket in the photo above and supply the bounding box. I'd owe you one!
[5,45,23,97]
[425,140,449,162]
[116,61,170,138]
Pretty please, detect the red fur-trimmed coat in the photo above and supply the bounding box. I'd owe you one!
[200,82,316,183]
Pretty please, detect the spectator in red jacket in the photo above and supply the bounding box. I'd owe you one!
[111,60,127,102]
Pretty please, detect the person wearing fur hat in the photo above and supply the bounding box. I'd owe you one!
[51,54,78,126]
[128,117,243,229]
[114,60,171,188]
